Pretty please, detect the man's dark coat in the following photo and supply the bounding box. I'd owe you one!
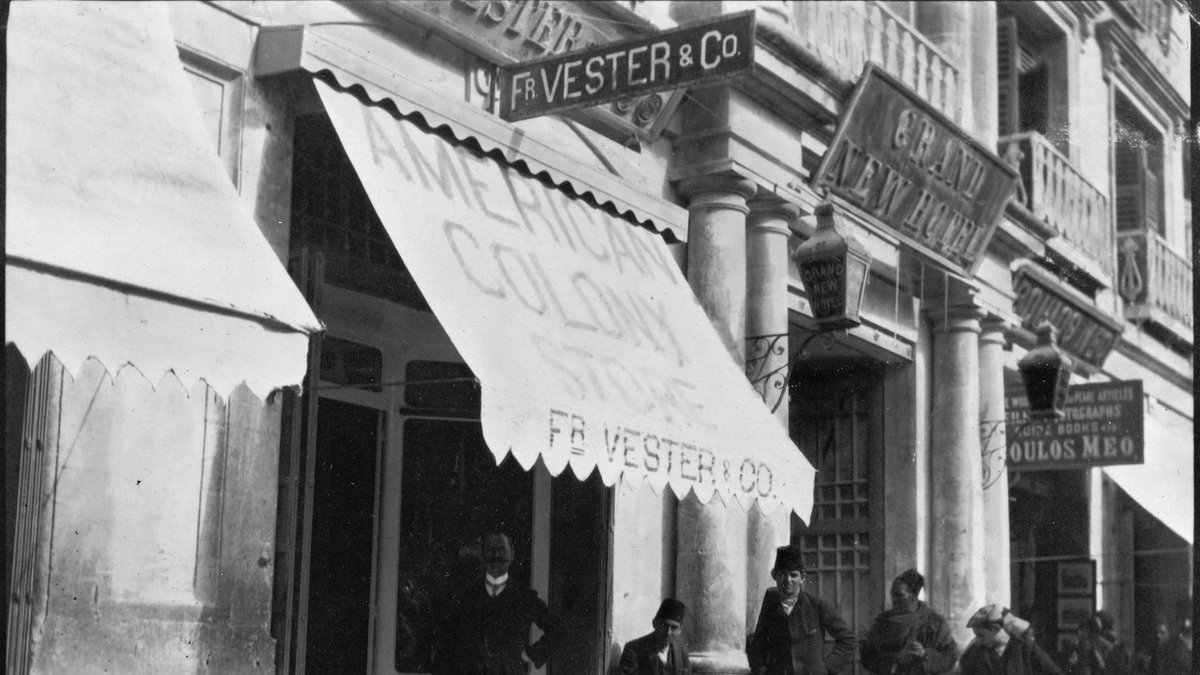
[748,587,857,675]
[860,600,960,674]
[442,579,559,675]
[619,632,691,675]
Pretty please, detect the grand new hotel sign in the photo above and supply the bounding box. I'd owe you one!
[815,65,1019,275]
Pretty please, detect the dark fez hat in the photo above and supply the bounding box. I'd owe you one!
[773,545,804,572]
[655,598,686,623]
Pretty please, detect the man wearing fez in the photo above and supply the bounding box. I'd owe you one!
[748,545,857,674]
[860,569,960,674]
[441,533,561,674]
[619,598,691,675]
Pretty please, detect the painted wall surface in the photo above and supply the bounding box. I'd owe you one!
[609,479,672,666]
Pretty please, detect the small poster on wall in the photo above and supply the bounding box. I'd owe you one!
[1054,559,1097,652]
[1057,561,1096,596]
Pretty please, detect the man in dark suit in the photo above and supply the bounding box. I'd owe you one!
[440,533,560,674]
[748,545,857,675]
[619,598,691,675]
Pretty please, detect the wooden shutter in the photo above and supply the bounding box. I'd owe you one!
[1114,141,1147,232]
[997,17,1020,138]
[1143,169,1162,235]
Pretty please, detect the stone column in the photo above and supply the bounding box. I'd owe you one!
[677,174,757,674]
[743,194,797,642]
[978,317,1012,606]
[927,285,986,646]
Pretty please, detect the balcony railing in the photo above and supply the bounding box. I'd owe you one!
[784,1,962,122]
[1117,229,1193,336]
[1000,132,1114,279]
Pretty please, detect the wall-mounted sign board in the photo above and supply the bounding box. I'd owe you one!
[499,11,755,121]
[1005,375,1144,471]
[814,64,1019,275]
[1011,261,1122,373]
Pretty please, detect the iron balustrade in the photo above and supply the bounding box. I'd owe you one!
[1117,228,1193,335]
[781,0,962,123]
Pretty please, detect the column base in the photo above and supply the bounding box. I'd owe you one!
[689,650,753,674]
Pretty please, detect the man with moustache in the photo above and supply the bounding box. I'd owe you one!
[748,545,857,675]
[619,598,691,675]
[441,533,561,674]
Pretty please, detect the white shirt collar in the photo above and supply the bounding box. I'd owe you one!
[485,573,508,587]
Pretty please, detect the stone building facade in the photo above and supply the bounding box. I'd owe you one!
[5,1,1191,673]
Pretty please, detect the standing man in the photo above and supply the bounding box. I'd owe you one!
[440,533,560,674]
[860,569,960,674]
[748,545,857,674]
[619,598,691,674]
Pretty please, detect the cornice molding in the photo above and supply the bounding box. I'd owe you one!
[1095,19,1188,122]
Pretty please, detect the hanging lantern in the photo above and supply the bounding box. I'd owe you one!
[1017,322,1074,419]
[791,202,871,331]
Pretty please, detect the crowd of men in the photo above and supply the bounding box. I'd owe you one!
[433,535,1191,675]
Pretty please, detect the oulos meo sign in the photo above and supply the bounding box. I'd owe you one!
[1004,375,1144,471]
[499,11,755,122]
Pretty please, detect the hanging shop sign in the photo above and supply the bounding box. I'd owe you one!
[1012,261,1122,372]
[1004,376,1144,471]
[499,11,755,121]
[814,64,1019,275]
[386,0,695,140]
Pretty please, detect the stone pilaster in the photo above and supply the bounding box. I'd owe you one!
[676,174,757,674]
[743,194,797,642]
[926,281,986,646]
[979,316,1012,607]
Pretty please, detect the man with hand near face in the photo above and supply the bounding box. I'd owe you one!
[441,533,561,674]
[860,569,960,674]
[748,545,857,675]
[960,604,1061,675]
[619,598,691,675]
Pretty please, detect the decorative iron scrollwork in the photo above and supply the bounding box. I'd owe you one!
[745,333,790,414]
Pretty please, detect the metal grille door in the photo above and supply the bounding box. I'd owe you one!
[791,365,884,665]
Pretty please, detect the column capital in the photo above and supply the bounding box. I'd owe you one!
[677,174,758,215]
[746,193,800,237]
[923,274,985,332]
[979,315,1013,347]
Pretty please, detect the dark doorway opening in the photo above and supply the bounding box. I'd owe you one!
[395,419,534,672]
[305,398,381,674]
[548,471,611,675]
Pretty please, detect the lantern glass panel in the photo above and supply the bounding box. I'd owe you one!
[844,255,869,322]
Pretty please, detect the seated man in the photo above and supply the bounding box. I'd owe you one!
[619,598,690,675]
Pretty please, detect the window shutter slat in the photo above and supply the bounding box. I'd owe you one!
[997,17,1020,137]
[1114,142,1146,232]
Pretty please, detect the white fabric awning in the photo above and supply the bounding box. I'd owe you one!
[6,1,321,396]
[316,79,816,517]
[1103,399,1193,543]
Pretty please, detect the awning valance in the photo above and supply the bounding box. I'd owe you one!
[6,1,321,396]
[315,79,815,517]
[254,23,689,242]
[1103,400,1193,543]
